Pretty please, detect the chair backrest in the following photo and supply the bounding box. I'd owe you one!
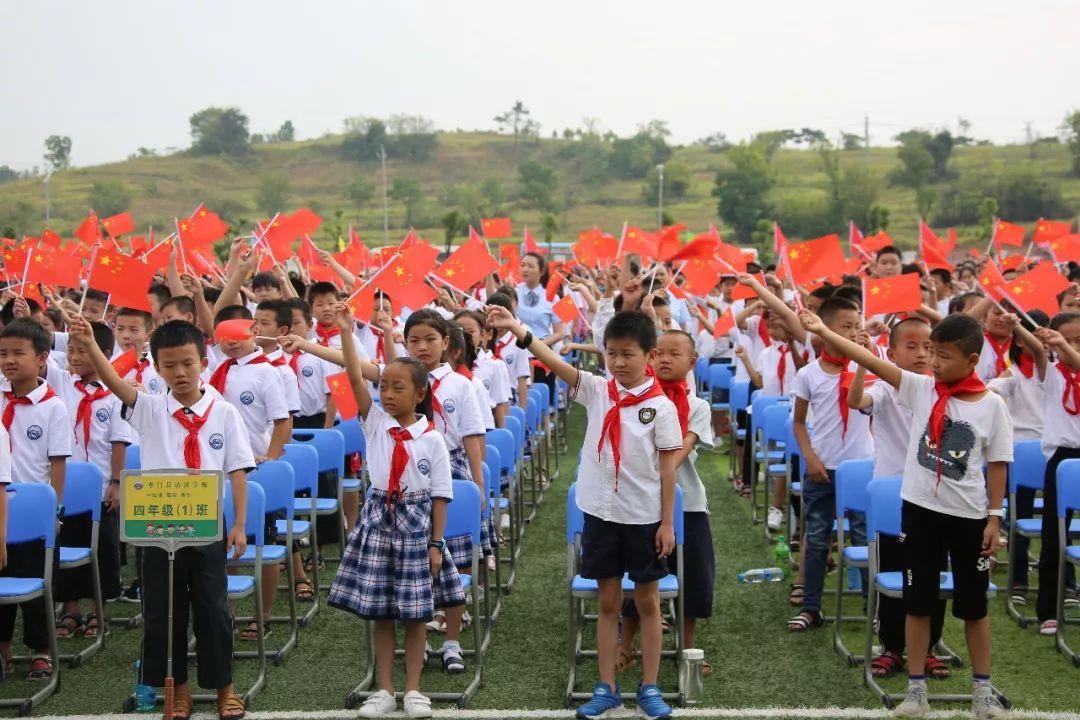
[762,404,789,446]
[279,443,319,496]
[694,357,709,390]
[708,363,733,394]
[225,479,266,546]
[729,380,751,414]
[1056,459,1080,518]
[1009,439,1046,493]
[6,484,58,548]
[486,428,516,477]
[750,394,784,433]
[63,462,104,522]
[480,463,492,518]
[332,418,366,457]
[504,414,525,456]
[530,387,549,416]
[290,428,345,476]
[524,397,542,431]
[248,461,295,520]
[866,476,903,540]
[508,405,527,435]
[445,479,481,545]
[484,445,502,488]
[835,459,873,517]
[125,444,141,471]
[566,482,585,543]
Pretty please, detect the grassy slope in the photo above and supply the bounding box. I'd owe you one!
[2,133,1078,252]
[9,408,1078,715]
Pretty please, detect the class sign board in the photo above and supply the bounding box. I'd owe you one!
[120,470,223,547]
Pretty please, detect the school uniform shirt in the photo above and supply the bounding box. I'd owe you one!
[54,372,136,496]
[428,363,486,451]
[493,331,531,392]
[121,355,167,395]
[353,322,405,365]
[896,370,1013,519]
[516,283,556,340]
[1040,362,1080,457]
[760,340,813,397]
[0,379,72,483]
[864,380,912,478]
[0,426,10,484]
[46,350,68,373]
[361,403,453,499]
[121,389,256,474]
[471,375,496,430]
[988,371,1044,441]
[677,395,715,514]
[732,315,770,384]
[312,327,370,359]
[474,352,512,408]
[570,373,683,525]
[291,350,333,419]
[207,349,291,457]
[264,348,302,415]
[975,336,1009,382]
[792,360,874,470]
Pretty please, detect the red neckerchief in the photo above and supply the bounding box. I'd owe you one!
[134,357,150,384]
[429,375,448,427]
[387,420,435,506]
[3,385,56,448]
[657,377,690,436]
[456,364,473,381]
[757,315,772,348]
[599,378,665,491]
[370,325,386,363]
[74,380,110,449]
[819,351,852,438]
[1016,354,1034,379]
[315,324,340,347]
[928,372,987,490]
[493,335,513,360]
[287,351,300,377]
[1058,362,1080,416]
[208,354,269,394]
[984,333,1012,377]
[776,343,791,394]
[171,400,215,469]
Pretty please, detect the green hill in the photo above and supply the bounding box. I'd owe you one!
[2,130,1078,253]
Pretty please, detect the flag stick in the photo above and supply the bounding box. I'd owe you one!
[78,244,101,314]
[779,245,805,312]
[1023,238,1035,260]
[250,212,281,256]
[615,221,628,261]
[984,218,998,259]
[427,273,482,309]
[173,223,190,276]
[17,247,33,297]
[975,279,1036,327]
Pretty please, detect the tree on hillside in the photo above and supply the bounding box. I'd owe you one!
[274,120,295,142]
[1062,110,1080,177]
[494,101,541,145]
[750,130,794,161]
[0,165,19,184]
[44,135,72,171]
[391,133,438,161]
[441,210,466,254]
[517,161,558,212]
[541,213,558,246]
[344,175,375,209]
[390,178,423,227]
[841,133,863,151]
[892,130,954,184]
[387,114,435,134]
[609,131,671,179]
[480,179,505,214]
[712,143,774,242]
[256,172,291,215]
[818,141,880,229]
[694,132,730,152]
[341,120,388,162]
[88,181,133,217]
[189,107,250,156]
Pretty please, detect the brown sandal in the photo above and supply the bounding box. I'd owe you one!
[171,688,193,720]
[614,648,636,674]
[218,692,246,720]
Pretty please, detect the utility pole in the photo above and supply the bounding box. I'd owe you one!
[44,170,52,223]
[379,144,389,245]
[656,163,665,228]
[863,114,870,165]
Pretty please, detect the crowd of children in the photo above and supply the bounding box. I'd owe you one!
[0,233,1076,720]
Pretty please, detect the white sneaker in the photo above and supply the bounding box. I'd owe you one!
[425,610,446,634]
[403,690,433,718]
[500,513,511,531]
[893,684,929,717]
[358,689,396,718]
[972,685,1008,720]
[767,506,784,531]
[1039,619,1058,636]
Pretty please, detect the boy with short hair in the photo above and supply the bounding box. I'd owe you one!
[80,289,110,322]
[801,311,1011,719]
[253,300,301,416]
[114,307,165,394]
[874,246,903,279]
[486,306,681,720]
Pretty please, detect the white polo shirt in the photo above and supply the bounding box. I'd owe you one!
[264,347,302,415]
[677,394,715,514]
[471,375,496,431]
[792,360,874,470]
[123,356,167,395]
[473,352,512,408]
[975,335,1009,383]
[54,372,136,496]
[291,350,333,419]
[494,332,531,385]
[0,380,72,484]
[1041,363,1080,457]
[760,340,813,397]
[361,403,452,499]
[121,389,256,474]
[0,426,11,484]
[208,349,291,457]
[428,363,486,452]
[988,369,1044,442]
[570,372,683,525]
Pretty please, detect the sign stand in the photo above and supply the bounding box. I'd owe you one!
[120,469,224,720]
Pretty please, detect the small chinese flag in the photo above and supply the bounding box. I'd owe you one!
[86,247,155,311]
[25,245,83,288]
[552,294,578,325]
[732,273,765,301]
[1002,262,1072,315]
[346,283,376,320]
[110,349,139,378]
[1049,234,1080,264]
[713,308,735,339]
[480,217,512,239]
[978,262,1008,303]
[656,224,685,262]
[327,371,359,420]
[74,213,100,245]
[784,234,845,284]
[863,273,922,317]
[920,229,953,271]
[435,232,498,289]
[999,255,1028,272]
[101,212,136,238]
[500,240,522,277]
[40,229,62,250]
[178,206,229,246]
[622,226,658,260]
[666,235,720,264]
[993,220,1025,249]
[522,227,545,255]
[1032,219,1072,246]
[215,319,255,343]
[773,223,789,256]
[680,258,721,296]
[334,227,370,275]
[373,253,437,310]
[545,270,565,302]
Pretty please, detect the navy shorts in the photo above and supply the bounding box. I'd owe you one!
[580,513,668,584]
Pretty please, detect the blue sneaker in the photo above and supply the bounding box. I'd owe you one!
[636,683,672,720]
[576,682,622,719]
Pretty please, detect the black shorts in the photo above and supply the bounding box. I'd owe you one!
[580,514,668,584]
[901,501,990,621]
[624,511,714,620]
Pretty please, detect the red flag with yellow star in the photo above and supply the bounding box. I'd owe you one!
[1049,234,1080,264]
[993,220,1025,250]
[178,206,229,246]
[622,226,658,260]
[74,212,101,245]
[346,283,376,320]
[373,250,437,310]
[863,273,922,316]
[1032,219,1071,246]
[100,212,135,238]
[480,217,512,239]
[656,224,685,262]
[666,235,720,264]
[680,257,721,296]
[86,247,155,311]
[552,294,579,325]
[25,245,83,288]
[1002,262,1071,315]
[978,261,1008,302]
[712,308,735,339]
[40,229,62,250]
[327,371,359,420]
[784,234,845,284]
[434,232,498,290]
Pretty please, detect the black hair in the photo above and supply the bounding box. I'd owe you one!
[0,297,42,326]
[149,320,206,363]
[602,310,657,353]
[929,313,984,357]
[453,309,486,330]
[213,304,252,327]
[809,284,836,302]
[147,283,171,307]
[660,328,696,352]
[307,281,339,302]
[161,295,196,317]
[929,268,952,285]
[116,307,153,329]
[485,293,513,313]
[202,286,222,305]
[888,317,931,348]
[1050,312,1080,332]
[875,246,902,261]
[83,288,109,305]
[383,357,434,421]
[0,318,51,354]
[947,292,980,315]
[256,299,291,329]
[1009,309,1049,365]
[447,323,478,369]
[496,284,517,303]
[832,285,862,308]
[44,307,65,332]
[288,276,306,299]
[1058,286,1078,304]
[650,293,669,308]
[817,296,860,325]
[901,262,924,276]
[403,308,451,343]
[87,321,115,357]
[251,272,281,291]
[285,297,313,326]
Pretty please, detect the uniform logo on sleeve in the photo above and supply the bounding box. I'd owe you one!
[417,459,431,475]
[302,366,314,377]
[209,433,225,450]
[239,391,255,406]
[483,379,491,390]
[95,408,110,422]
[638,408,656,425]
[26,425,43,440]
[444,399,457,414]
[148,379,159,392]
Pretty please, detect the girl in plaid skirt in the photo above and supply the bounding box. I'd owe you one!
[326,304,464,719]
[403,310,488,674]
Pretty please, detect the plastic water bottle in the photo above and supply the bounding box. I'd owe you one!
[679,648,705,704]
[737,567,784,583]
[134,660,156,711]
[774,536,791,564]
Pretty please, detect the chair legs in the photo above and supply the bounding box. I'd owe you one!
[1055,537,1080,667]
[58,551,106,669]
[0,584,61,715]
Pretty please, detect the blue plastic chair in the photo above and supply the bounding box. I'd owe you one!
[288,429,346,554]
[279,443,322,623]
[57,462,106,668]
[333,417,365,495]
[694,357,710,398]
[832,458,873,664]
[0,483,59,714]
[1054,458,1080,666]
[221,481,267,702]
[708,363,733,412]
[726,380,752,478]
[1007,439,1049,627]
[124,444,141,471]
[748,397,786,525]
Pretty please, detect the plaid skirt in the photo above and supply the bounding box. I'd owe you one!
[445,447,493,568]
[328,490,464,621]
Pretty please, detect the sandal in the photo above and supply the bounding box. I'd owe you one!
[172,688,194,720]
[925,655,951,680]
[614,648,637,674]
[294,579,315,602]
[425,610,446,634]
[870,650,904,678]
[83,613,107,639]
[303,553,325,573]
[26,654,53,679]
[702,660,712,676]
[55,612,83,638]
[786,610,823,633]
[238,621,271,642]
[788,584,805,606]
[217,692,246,720]
[740,485,752,499]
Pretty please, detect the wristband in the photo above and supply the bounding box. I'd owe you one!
[109,478,121,485]
[516,331,533,349]
[987,508,1005,518]
[427,539,446,551]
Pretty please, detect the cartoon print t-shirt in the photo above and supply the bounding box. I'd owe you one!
[896,370,1014,519]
